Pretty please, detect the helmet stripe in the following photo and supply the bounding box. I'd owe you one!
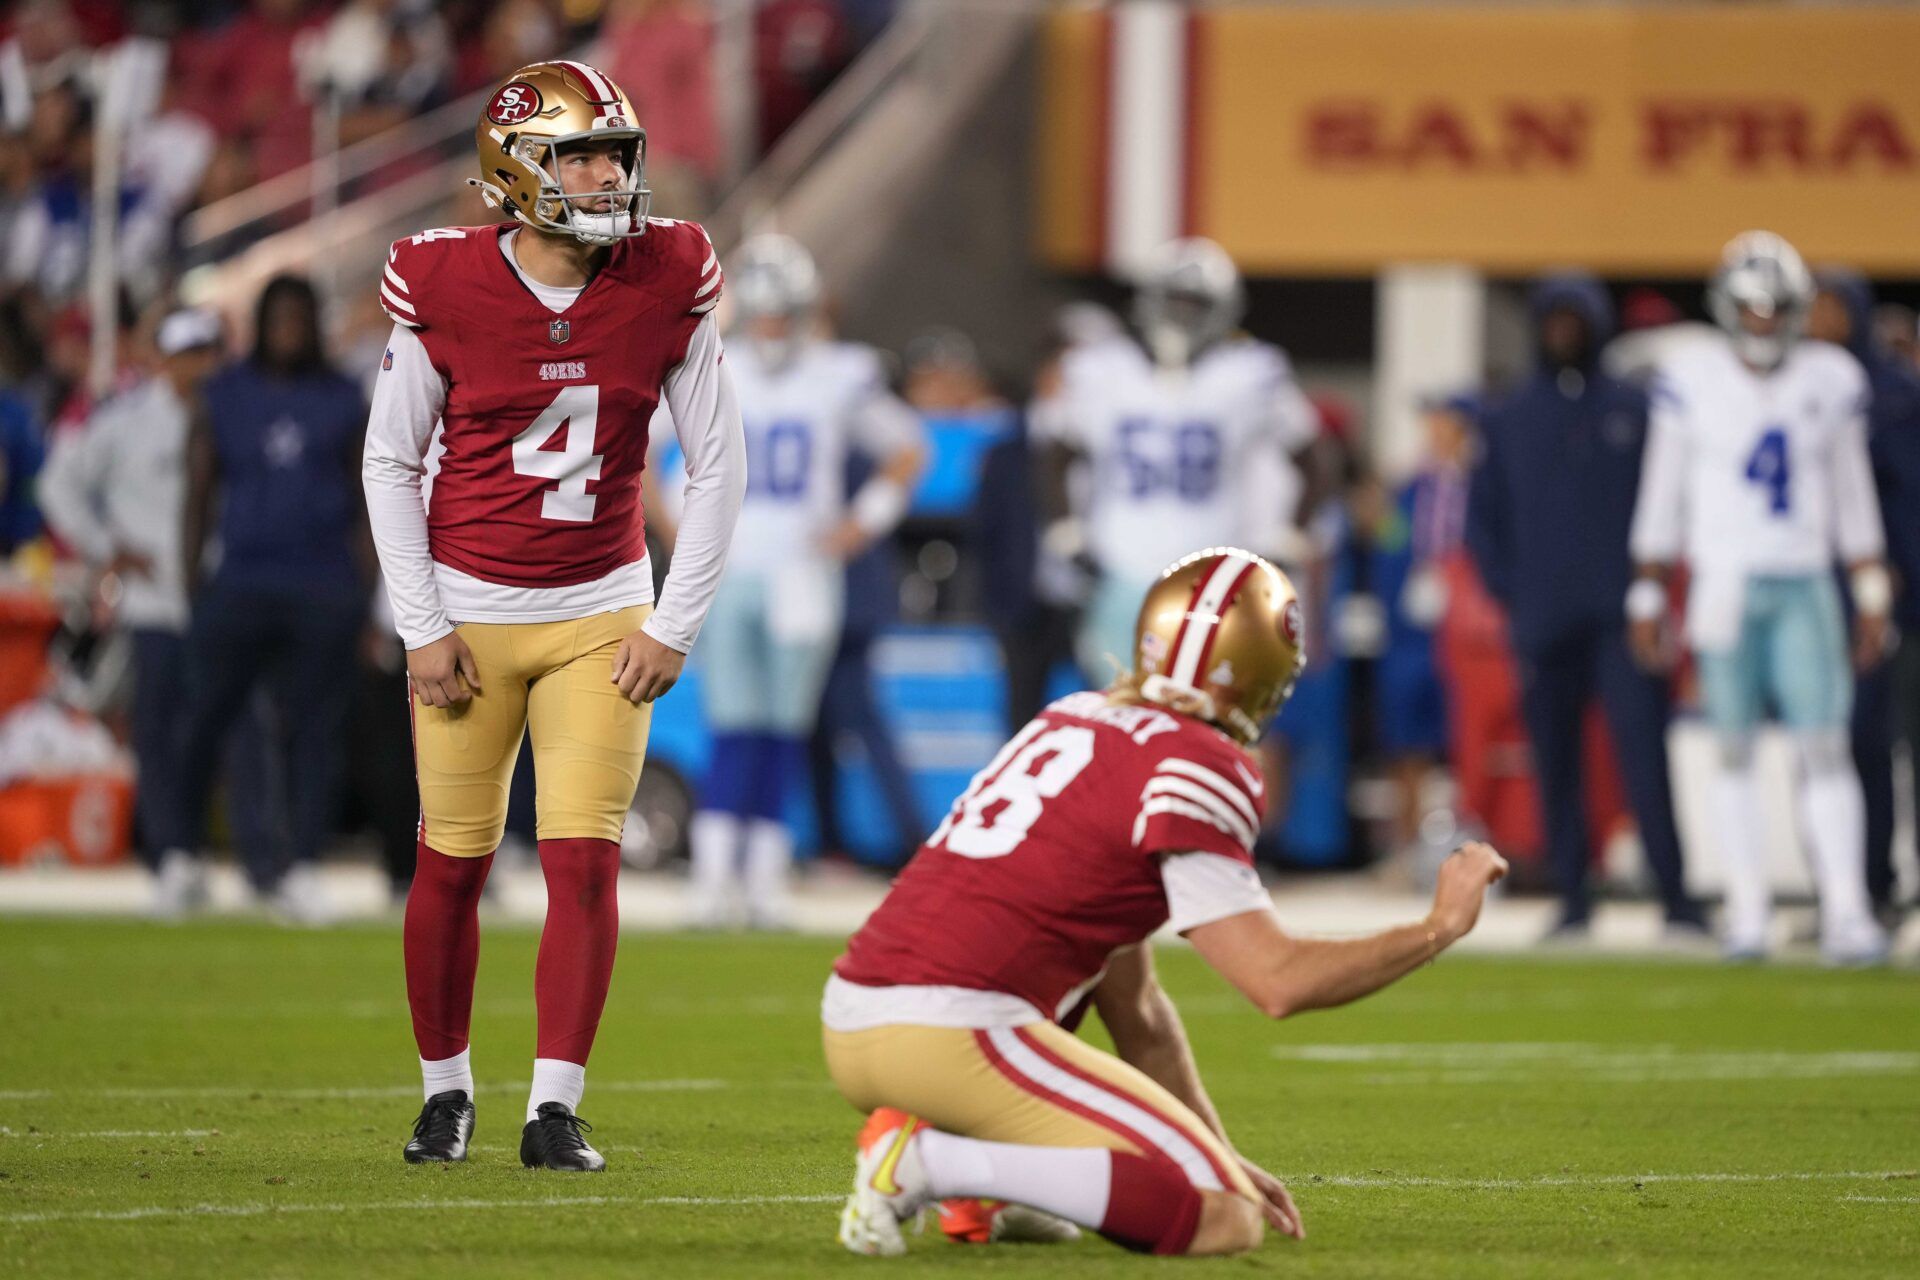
[1169,552,1256,688]
[555,60,619,118]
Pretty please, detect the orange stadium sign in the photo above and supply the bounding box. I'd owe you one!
[1038,4,1920,275]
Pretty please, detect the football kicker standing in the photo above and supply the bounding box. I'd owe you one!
[824,548,1509,1257]
[1034,238,1320,681]
[685,233,926,929]
[361,61,746,1169]
[1629,231,1891,964]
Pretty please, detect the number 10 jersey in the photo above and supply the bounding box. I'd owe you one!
[834,692,1268,1026]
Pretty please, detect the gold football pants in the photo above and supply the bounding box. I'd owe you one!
[412,606,653,857]
[823,1021,1255,1198]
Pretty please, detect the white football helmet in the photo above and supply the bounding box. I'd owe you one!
[1133,238,1245,369]
[730,233,821,368]
[1708,230,1813,370]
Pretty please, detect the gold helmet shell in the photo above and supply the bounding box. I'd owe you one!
[469,60,650,245]
[1123,547,1306,745]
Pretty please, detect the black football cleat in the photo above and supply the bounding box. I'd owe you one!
[404,1089,475,1164]
[520,1102,607,1172]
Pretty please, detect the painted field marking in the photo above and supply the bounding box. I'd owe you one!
[0,1193,846,1227]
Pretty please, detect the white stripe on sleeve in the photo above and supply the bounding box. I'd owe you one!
[1153,757,1259,828]
[1141,777,1257,849]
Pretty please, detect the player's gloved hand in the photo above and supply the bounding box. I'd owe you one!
[1427,840,1509,944]
[1236,1156,1305,1241]
[612,628,685,704]
[409,631,481,708]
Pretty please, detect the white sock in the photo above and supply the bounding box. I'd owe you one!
[1799,762,1879,943]
[688,811,741,922]
[1710,761,1771,949]
[528,1057,586,1123]
[744,819,793,923]
[420,1048,473,1101]
[917,1131,1113,1229]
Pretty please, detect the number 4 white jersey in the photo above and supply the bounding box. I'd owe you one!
[722,339,924,577]
[1631,337,1883,649]
[1035,336,1317,581]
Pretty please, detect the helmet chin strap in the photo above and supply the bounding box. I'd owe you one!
[1147,324,1196,370]
[1734,328,1793,371]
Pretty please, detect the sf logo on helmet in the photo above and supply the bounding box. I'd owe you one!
[488,82,542,126]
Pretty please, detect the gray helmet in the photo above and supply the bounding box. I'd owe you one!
[729,233,821,368]
[1708,230,1813,370]
[1132,237,1245,368]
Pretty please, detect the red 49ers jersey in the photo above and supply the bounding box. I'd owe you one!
[379,219,720,588]
[835,691,1267,1023]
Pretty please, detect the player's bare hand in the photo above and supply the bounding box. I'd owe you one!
[1628,617,1671,673]
[1428,840,1509,943]
[1238,1157,1305,1240]
[819,517,871,562]
[612,628,685,704]
[1853,612,1891,673]
[408,631,481,708]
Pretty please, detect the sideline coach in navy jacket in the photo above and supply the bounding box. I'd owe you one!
[1468,275,1703,936]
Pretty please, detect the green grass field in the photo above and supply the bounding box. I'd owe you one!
[1,918,1916,1278]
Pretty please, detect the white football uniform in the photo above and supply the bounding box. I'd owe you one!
[1630,338,1883,651]
[1035,335,1315,675]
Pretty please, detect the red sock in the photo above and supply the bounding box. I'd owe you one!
[534,838,622,1064]
[404,842,494,1061]
[1100,1151,1205,1255]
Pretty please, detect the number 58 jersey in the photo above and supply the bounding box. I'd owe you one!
[379,220,719,592]
[834,692,1269,1026]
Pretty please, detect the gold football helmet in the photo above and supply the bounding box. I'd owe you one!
[469,60,650,246]
[1121,548,1306,745]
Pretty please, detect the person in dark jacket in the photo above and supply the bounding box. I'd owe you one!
[1812,269,1920,924]
[155,274,371,922]
[1467,275,1703,937]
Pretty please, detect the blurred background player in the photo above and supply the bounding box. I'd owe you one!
[683,232,924,929]
[361,62,745,1170]
[1033,238,1320,684]
[158,275,370,926]
[1629,232,1890,963]
[1809,268,1920,931]
[1469,274,1703,940]
[37,307,224,913]
[825,548,1509,1258]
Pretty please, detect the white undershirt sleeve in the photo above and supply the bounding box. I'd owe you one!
[645,314,746,653]
[1832,396,1886,564]
[1160,851,1273,935]
[1630,379,1689,564]
[362,323,454,650]
[37,412,118,565]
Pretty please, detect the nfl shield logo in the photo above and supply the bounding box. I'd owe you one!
[549,319,570,345]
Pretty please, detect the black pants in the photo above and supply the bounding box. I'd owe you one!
[161,580,361,885]
[809,627,921,864]
[1516,624,1699,925]
[1853,635,1920,910]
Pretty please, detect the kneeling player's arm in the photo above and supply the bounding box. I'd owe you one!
[646,315,746,654]
[1093,945,1234,1147]
[1188,909,1443,1020]
[362,324,454,649]
[1186,842,1507,1019]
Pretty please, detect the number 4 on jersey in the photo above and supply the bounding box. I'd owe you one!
[1744,427,1791,515]
[514,385,603,522]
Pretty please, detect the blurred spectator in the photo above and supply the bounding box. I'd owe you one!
[1813,269,1920,925]
[0,0,103,134]
[603,0,719,203]
[1368,394,1474,855]
[36,307,222,878]
[0,376,41,555]
[1873,302,1918,372]
[756,0,849,150]
[1467,273,1702,938]
[189,0,330,184]
[304,0,452,147]
[156,274,369,922]
[455,0,563,95]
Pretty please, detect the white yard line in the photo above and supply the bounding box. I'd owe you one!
[1268,1043,1920,1085]
[1839,1194,1920,1204]
[0,1128,217,1139]
[0,1193,847,1227]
